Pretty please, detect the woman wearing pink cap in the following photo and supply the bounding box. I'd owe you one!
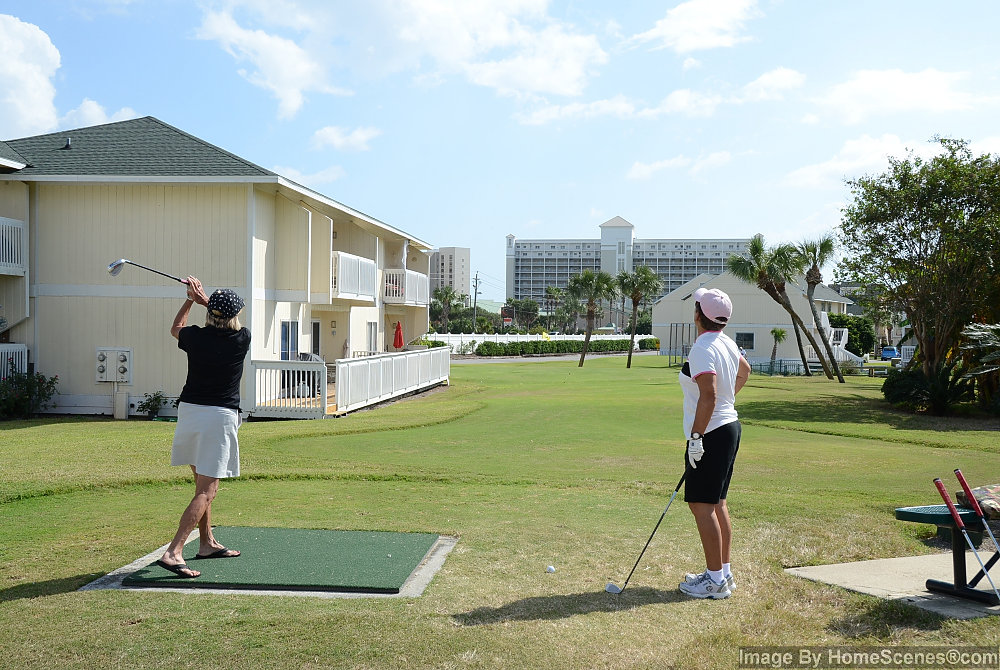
[677,287,751,599]
[156,276,251,578]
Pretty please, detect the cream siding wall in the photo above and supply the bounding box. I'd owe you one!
[28,183,248,410]
[274,195,310,297]
[308,208,333,304]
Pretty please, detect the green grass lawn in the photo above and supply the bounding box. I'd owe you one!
[1,356,998,669]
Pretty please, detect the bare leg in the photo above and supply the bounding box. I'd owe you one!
[689,502,723,571]
[186,466,239,557]
[716,499,732,565]
[160,472,221,576]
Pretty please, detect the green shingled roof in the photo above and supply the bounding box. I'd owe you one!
[1,116,276,177]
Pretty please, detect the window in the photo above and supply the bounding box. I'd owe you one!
[734,332,754,351]
[366,321,378,353]
[618,241,626,254]
[311,320,321,356]
[280,321,299,360]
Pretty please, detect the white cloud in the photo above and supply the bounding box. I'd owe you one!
[742,67,805,102]
[627,156,691,180]
[815,69,981,124]
[0,14,61,137]
[274,164,346,189]
[196,9,351,119]
[630,0,760,53]
[60,99,138,130]
[516,95,637,125]
[690,151,732,175]
[312,126,382,151]
[682,57,701,70]
[784,134,934,189]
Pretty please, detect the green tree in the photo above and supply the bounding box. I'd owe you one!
[544,285,563,331]
[839,137,1000,379]
[432,285,460,333]
[567,270,617,367]
[770,327,787,372]
[827,313,876,357]
[798,235,844,383]
[727,234,833,378]
[617,266,662,368]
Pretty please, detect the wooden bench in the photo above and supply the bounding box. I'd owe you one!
[895,504,999,605]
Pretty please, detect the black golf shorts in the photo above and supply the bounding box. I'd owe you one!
[683,421,742,504]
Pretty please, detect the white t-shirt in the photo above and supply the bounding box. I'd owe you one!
[679,330,741,438]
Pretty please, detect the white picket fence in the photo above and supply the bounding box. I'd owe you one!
[0,343,28,373]
[335,347,450,413]
[251,359,329,419]
[429,332,636,352]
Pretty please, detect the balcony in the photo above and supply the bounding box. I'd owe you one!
[332,251,377,302]
[0,218,25,276]
[383,269,429,306]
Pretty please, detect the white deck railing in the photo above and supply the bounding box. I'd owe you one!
[0,218,25,275]
[335,347,449,413]
[0,343,28,374]
[383,269,429,305]
[332,251,377,302]
[250,359,329,419]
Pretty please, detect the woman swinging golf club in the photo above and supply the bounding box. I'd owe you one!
[678,287,751,599]
[156,277,251,578]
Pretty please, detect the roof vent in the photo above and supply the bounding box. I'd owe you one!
[61,137,72,150]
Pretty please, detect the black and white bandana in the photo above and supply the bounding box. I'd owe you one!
[207,289,244,319]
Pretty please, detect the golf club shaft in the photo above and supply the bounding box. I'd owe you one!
[618,471,687,591]
[128,261,187,284]
[954,469,1000,587]
[955,469,999,549]
[934,478,1000,600]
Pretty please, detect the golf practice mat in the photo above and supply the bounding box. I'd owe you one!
[123,527,440,593]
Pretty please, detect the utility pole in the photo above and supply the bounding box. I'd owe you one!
[471,272,481,329]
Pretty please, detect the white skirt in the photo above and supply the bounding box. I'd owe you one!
[171,402,241,478]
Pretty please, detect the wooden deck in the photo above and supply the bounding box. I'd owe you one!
[253,382,338,416]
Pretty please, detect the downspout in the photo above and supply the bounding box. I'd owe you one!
[244,183,256,414]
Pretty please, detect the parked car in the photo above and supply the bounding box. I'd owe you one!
[881,346,899,361]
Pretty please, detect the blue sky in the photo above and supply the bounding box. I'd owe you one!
[3,1,1000,300]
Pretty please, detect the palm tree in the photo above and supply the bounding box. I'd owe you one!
[567,269,617,367]
[544,285,563,331]
[727,234,833,378]
[618,266,662,368]
[770,327,787,373]
[432,285,459,333]
[798,235,845,383]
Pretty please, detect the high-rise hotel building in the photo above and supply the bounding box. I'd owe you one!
[505,217,750,304]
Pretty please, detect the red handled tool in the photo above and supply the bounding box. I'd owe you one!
[934,477,1000,602]
[954,469,1000,590]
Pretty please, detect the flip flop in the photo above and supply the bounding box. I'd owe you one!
[154,559,200,578]
[194,546,241,559]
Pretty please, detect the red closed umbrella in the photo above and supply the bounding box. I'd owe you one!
[393,321,404,350]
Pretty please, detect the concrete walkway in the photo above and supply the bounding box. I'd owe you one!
[786,552,999,619]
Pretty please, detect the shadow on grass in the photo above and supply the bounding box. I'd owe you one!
[740,394,1000,433]
[0,574,102,603]
[452,587,684,626]
[827,599,944,639]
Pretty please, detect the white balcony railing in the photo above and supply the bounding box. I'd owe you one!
[383,269,429,305]
[250,359,329,419]
[0,218,25,276]
[332,251,377,302]
[0,344,28,374]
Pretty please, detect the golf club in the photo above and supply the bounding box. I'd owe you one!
[954,469,1000,588]
[606,470,687,594]
[933,477,1000,602]
[107,258,188,284]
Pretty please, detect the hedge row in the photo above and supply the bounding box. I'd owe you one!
[475,338,659,357]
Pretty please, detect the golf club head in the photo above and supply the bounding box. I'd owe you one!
[605,582,623,594]
[107,259,128,277]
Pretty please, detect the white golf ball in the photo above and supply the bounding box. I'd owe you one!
[546,565,556,573]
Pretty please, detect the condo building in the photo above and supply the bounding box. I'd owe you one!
[505,217,750,303]
[429,247,471,298]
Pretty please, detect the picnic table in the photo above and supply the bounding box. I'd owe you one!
[895,504,999,606]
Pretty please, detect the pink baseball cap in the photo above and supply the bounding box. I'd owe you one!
[693,287,732,324]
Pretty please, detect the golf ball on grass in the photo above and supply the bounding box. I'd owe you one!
[546,565,556,573]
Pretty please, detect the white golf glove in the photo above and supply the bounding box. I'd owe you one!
[687,435,704,469]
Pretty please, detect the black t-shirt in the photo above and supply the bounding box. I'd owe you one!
[177,326,251,410]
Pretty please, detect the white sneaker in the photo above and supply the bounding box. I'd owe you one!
[684,570,736,592]
[679,571,732,599]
